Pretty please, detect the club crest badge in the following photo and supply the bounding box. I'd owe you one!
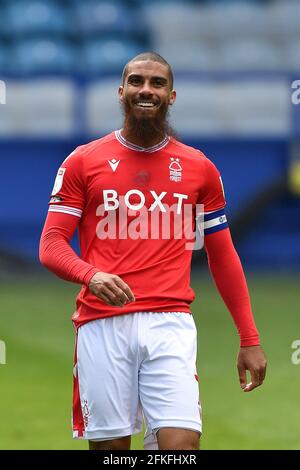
[169,157,182,182]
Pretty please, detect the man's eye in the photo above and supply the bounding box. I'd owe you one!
[129,78,141,85]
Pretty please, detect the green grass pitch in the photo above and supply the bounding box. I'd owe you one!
[0,274,299,450]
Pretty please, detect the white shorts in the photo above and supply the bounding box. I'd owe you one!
[72,311,202,449]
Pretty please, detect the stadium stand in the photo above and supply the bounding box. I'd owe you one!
[79,37,143,74]
[283,39,300,71]
[74,0,147,42]
[86,78,123,135]
[4,0,72,37]
[0,0,299,269]
[0,0,299,74]
[169,79,289,136]
[10,37,76,74]
[218,38,282,71]
[0,79,75,136]
[270,0,300,37]
[0,43,9,74]
[157,43,219,71]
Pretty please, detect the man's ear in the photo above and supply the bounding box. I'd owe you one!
[169,90,176,106]
[118,86,124,102]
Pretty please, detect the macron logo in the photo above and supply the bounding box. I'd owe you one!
[108,159,120,173]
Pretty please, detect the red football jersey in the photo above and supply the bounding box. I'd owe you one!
[48,131,227,328]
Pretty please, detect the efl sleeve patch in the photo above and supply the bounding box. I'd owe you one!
[219,176,226,199]
[204,208,228,235]
[51,168,66,196]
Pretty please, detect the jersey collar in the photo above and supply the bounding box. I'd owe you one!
[115,130,170,153]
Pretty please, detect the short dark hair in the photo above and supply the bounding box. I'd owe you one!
[122,52,174,89]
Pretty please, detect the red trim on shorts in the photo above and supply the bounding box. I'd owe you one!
[72,334,85,438]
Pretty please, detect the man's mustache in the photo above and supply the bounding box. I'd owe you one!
[120,97,178,141]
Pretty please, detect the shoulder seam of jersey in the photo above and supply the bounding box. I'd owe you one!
[170,138,206,158]
[76,133,116,159]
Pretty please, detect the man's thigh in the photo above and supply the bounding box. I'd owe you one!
[139,312,202,449]
[73,317,142,441]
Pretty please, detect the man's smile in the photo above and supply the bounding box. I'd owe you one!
[133,100,158,109]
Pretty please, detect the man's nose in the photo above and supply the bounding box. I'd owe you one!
[139,81,153,95]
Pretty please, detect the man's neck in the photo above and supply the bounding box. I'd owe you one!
[120,128,167,149]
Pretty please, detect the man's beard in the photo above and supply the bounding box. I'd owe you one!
[121,97,178,146]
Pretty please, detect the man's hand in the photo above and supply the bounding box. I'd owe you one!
[237,345,267,392]
[88,272,135,307]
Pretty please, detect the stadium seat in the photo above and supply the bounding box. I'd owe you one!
[142,0,273,47]
[142,2,200,48]
[0,5,8,39]
[11,38,76,74]
[134,0,194,6]
[200,1,269,40]
[86,78,123,135]
[170,78,289,137]
[0,79,75,136]
[282,39,300,71]
[79,37,143,74]
[157,43,219,71]
[0,43,9,74]
[270,0,300,37]
[203,0,266,5]
[219,38,282,71]
[170,80,225,136]
[5,0,71,36]
[221,80,290,136]
[74,0,142,37]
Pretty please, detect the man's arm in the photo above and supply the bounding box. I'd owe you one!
[204,228,267,392]
[39,212,135,307]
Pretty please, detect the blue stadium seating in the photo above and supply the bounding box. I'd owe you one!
[79,37,143,74]
[4,0,72,37]
[203,0,265,4]
[0,0,297,75]
[284,39,300,71]
[130,0,191,5]
[210,0,266,3]
[74,0,139,36]
[11,38,75,74]
[0,43,9,73]
[270,0,300,36]
[200,1,270,39]
[219,38,282,70]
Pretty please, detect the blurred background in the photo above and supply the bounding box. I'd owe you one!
[0,0,299,450]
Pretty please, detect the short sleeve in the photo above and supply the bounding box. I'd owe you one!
[197,157,228,235]
[48,148,85,218]
[198,157,226,211]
